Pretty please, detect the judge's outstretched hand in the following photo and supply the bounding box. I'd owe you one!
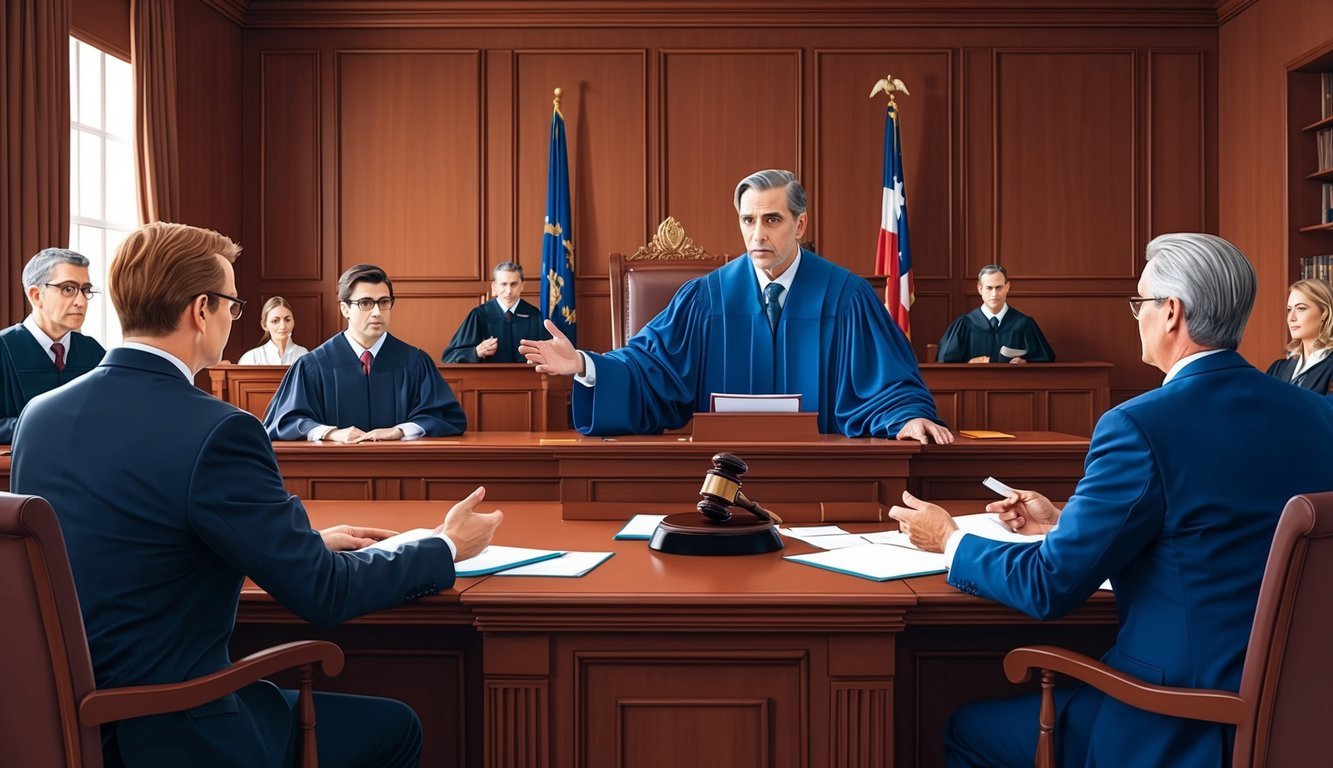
[435,486,504,562]
[518,319,584,376]
[986,488,1060,535]
[896,417,955,444]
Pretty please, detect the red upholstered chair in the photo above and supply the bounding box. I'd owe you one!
[608,216,730,348]
[0,492,344,768]
[1004,492,1333,768]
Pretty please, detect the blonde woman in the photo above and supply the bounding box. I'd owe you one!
[238,296,308,364]
[1265,278,1333,396]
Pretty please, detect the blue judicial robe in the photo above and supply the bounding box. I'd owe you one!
[1265,353,1333,397]
[263,333,466,440]
[0,323,105,443]
[574,249,940,437]
[936,306,1055,363]
[441,298,550,363]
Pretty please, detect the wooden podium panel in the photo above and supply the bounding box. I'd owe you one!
[911,431,1089,501]
[208,363,572,432]
[919,362,1112,437]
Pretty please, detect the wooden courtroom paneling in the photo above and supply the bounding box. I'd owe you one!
[815,50,953,273]
[1148,51,1209,237]
[660,50,803,259]
[390,294,481,359]
[260,51,322,280]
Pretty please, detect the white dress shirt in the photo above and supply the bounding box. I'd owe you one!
[305,332,425,442]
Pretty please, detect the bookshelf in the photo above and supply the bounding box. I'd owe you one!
[1288,40,1333,283]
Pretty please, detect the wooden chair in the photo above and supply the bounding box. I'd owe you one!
[608,216,729,348]
[0,492,344,767]
[1004,492,1333,767]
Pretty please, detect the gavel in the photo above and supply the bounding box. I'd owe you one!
[696,453,783,525]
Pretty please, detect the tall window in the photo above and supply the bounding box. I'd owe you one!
[69,37,137,347]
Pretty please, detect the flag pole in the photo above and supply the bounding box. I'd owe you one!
[870,74,914,338]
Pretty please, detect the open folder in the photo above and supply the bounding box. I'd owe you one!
[362,530,563,577]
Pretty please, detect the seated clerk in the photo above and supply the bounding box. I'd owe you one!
[936,264,1055,364]
[263,264,467,442]
[441,261,550,363]
[0,248,106,443]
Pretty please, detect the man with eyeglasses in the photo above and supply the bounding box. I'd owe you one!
[263,264,466,442]
[0,247,107,443]
[11,222,503,766]
[890,233,1333,767]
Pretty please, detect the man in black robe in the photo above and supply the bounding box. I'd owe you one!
[936,264,1055,364]
[0,247,106,443]
[264,264,466,442]
[441,261,549,363]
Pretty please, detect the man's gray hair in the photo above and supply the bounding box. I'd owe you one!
[23,248,90,289]
[978,264,1008,282]
[1143,233,1255,349]
[493,261,524,281]
[734,169,807,217]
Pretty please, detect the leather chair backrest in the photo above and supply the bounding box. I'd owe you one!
[1231,491,1333,767]
[0,492,103,767]
[608,217,729,348]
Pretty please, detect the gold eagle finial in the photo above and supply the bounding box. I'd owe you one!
[869,75,910,104]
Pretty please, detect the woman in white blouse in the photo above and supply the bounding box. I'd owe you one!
[1265,278,1333,397]
[237,296,309,365]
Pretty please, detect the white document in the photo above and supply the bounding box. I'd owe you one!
[779,525,864,550]
[361,527,435,552]
[779,525,850,538]
[982,476,1017,498]
[496,551,614,577]
[613,514,668,540]
[786,543,947,582]
[999,346,1028,358]
[710,393,800,413]
[451,545,565,577]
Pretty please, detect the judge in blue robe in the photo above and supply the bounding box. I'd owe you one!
[263,264,466,442]
[442,262,550,363]
[519,169,952,443]
[0,248,106,443]
[936,265,1054,363]
[891,234,1333,768]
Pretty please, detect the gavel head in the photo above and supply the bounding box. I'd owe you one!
[697,453,749,522]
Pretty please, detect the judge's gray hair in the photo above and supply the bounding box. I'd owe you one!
[1143,233,1255,350]
[734,170,807,218]
[492,261,524,281]
[978,264,1008,282]
[23,248,90,288]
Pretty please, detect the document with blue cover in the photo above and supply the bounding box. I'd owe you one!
[362,530,563,576]
[785,543,947,582]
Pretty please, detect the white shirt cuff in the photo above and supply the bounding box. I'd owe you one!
[437,533,457,559]
[574,350,597,387]
[943,530,968,569]
[307,425,335,442]
[398,422,424,441]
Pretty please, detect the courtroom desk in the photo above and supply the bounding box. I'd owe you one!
[919,362,1112,437]
[910,431,1090,501]
[233,501,1118,768]
[207,362,572,431]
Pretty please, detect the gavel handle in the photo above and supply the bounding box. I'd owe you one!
[735,492,783,526]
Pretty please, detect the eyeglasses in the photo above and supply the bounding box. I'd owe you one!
[343,297,395,312]
[1128,296,1167,319]
[44,282,99,300]
[205,291,246,320]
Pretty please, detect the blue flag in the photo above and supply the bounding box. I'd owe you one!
[541,102,576,346]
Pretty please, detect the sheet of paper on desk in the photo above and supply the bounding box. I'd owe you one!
[613,514,668,540]
[361,528,435,552]
[779,526,866,550]
[710,393,800,413]
[786,543,947,582]
[496,551,614,577]
[452,546,565,577]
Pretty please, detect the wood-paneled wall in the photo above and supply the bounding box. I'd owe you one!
[221,5,1220,403]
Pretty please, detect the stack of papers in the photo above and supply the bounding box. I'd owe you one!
[786,544,947,582]
[613,514,668,540]
[496,551,614,577]
[361,530,564,577]
[779,525,873,550]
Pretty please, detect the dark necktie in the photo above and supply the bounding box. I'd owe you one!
[51,342,65,372]
[505,310,513,324]
[360,350,373,377]
[988,316,1000,331]
[764,283,785,333]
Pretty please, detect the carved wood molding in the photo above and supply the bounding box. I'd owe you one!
[625,217,714,262]
[831,684,892,767]
[241,0,1222,29]
[485,681,548,768]
[202,0,248,25]
[467,602,912,632]
[1213,0,1258,24]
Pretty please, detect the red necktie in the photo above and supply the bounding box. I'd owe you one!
[360,350,373,376]
[51,342,65,372]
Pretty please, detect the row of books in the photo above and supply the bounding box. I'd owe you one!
[1324,183,1333,225]
[1323,73,1333,120]
[1298,254,1333,283]
[1319,127,1333,172]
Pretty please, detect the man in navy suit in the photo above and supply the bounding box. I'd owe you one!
[891,233,1333,767]
[11,222,503,767]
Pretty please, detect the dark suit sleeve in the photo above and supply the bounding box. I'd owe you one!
[262,356,328,440]
[1264,358,1288,380]
[188,412,457,625]
[947,408,1164,620]
[442,308,485,363]
[406,350,467,436]
[936,316,971,363]
[1018,315,1056,363]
